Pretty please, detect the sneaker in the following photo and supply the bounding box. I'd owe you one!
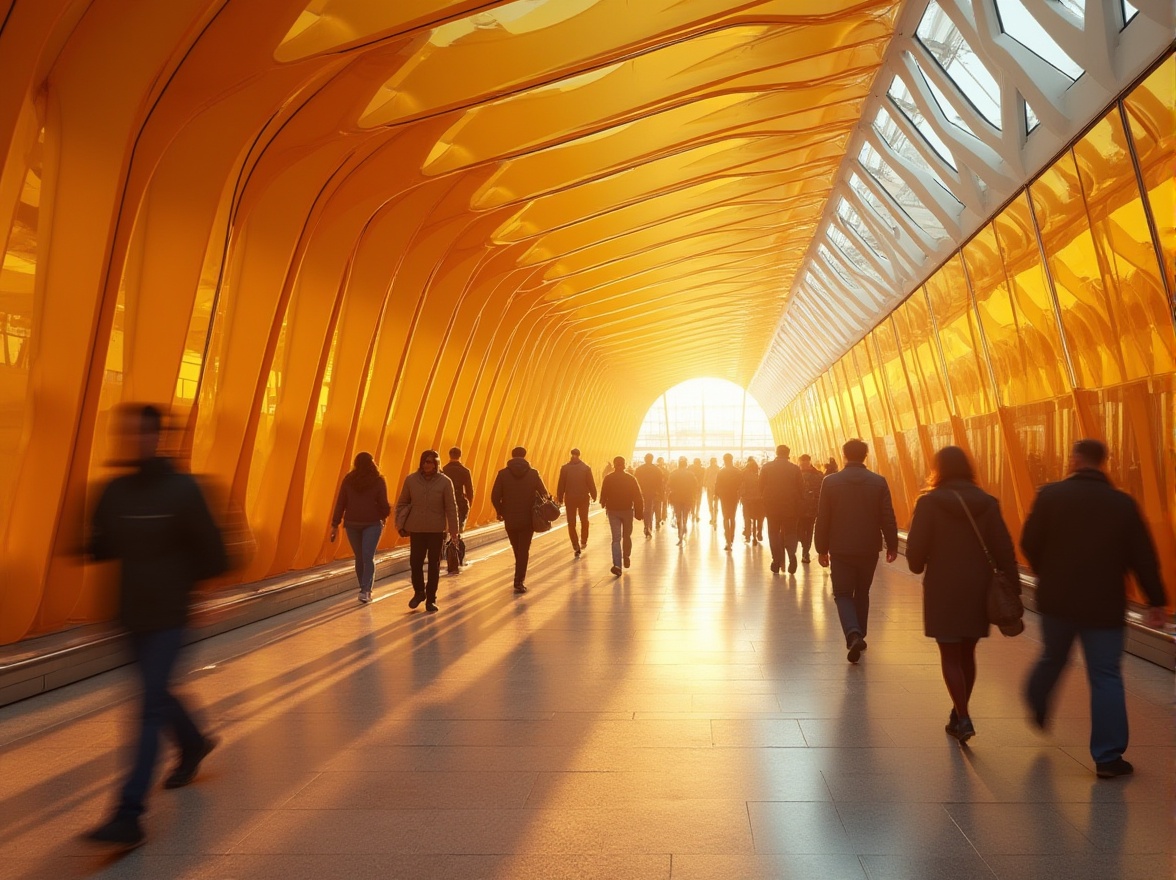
[164,736,217,789]
[623,557,630,569]
[1096,758,1133,778]
[426,599,439,612]
[574,549,581,558]
[847,634,865,664]
[787,557,797,574]
[951,717,976,743]
[85,815,144,849]
[408,592,425,609]
[770,562,779,574]
[581,538,588,548]
[358,591,371,604]
[945,708,959,736]
[513,583,527,594]
[610,565,622,577]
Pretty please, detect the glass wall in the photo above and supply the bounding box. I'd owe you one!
[776,55,1176,611]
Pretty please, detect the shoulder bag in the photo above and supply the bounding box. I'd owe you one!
[951,491,1024,637]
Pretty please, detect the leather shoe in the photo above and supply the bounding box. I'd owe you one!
[1096,758,1133,778]
[408,591,425,609]
[770,562,779,574]
[513,583,527,594]
[610,565,622,576]
[847,635,865,664]
[85,815,144,849]
[164,736,217,789]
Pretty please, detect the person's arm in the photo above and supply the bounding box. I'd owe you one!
[814,479,832,564]
[587,470,598,503]
[1124,497,1167,617]
[904,495,931,575]
[394,478,412,534]
[1019,489,1046,570]
[490,472,505,519]
[89,484,115,561]
[556,466,567,505]
[599,473,611,510]
[376,478,391,520]
[183,478,229,580]
[463,472,474,505]
[331,483,347,530]
[633,477,645,521]
[985,501,1019,583]
[879,478,899,561]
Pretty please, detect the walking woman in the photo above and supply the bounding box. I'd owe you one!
[905,446,1018,743]
[741,457,765,544]
[396,450,460,612]
[331,452,392,604]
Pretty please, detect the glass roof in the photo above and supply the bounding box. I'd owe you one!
[873,104,954,188]
[994,0,1083,79]
[858,142,952,240]
[916,0,1002,130]
[887,75,958,169]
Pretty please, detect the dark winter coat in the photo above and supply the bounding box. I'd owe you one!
[714,465,742,502]
[813,462,898,556]
[441,461,474,518]
[1021,469,1166,627]
[490,457,549,531]
[798,468,823,519]
[332,473,391,527]
[600,470,645,520]
[759,457,802,518]
[90,457,228,633]
[396,472,459,535]
[905,480,1018,639]
[556,458,597,503]
[634,462,665,501]
[667,468,699,506]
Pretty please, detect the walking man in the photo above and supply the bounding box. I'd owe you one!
[667,456,699,544]
[760,444,803,573]
[600,455,644,576]
[490,446,549,594]
[814,439,898,663]
[634,454,665,538]
[1022,439,1167,778]
[441,447,474,532]
[796,454,824,564]
[689,458,706,521]
[704,456,721,525]
[86,404,228,849]
[715,453,743,551]
[557,447,597,558]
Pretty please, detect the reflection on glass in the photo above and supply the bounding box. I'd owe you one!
[848,174,903,233]
[925,253,992,418]
[917,0,1002,129]
[828,226,886,287]
[994,0,1084,79]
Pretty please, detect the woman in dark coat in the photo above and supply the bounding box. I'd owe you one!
[905,446,1018,743]
[331,452,391,604]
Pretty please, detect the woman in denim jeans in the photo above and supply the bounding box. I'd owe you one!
[331,452,391,603]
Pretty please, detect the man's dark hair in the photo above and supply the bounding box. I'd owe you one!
[644,453,654,463]
[140,404,164,435]
[613,455,626,470]
[448,447,461,459]
[777,444,790,458]
[842,438,868,463]
[1072,438,1107,468]
[799,454,811,464]
[511,446,526,458]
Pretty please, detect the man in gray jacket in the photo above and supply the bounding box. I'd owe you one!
[814,439,898,663]
[395,450,460,612]
[556,448,597,559]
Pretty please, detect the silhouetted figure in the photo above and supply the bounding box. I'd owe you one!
[557,447,597,558]
[906,446,1018,744]
[85,404,227,850]
[740,457,764,544]
[655,456,670,526]
[760,444,802,573]
[796,454,823,564]
[814,439,899,663]
[824,457,839,476]
[715,453,743,551]
[1022,439,1167,778]
[600,455,644,575]
[704,456,720,525]
[667,456,699,545]
[634,454,665,539]
[331,451,391,603]
[396,450,460,612]
[441,446,474,533]
[490,446,549,594]
[688,457,706,521]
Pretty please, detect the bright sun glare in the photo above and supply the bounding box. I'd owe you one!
[633,378,776,464]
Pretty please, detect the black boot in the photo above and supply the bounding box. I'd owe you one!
[425,590,438,613]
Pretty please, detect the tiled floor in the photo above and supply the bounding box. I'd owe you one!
[1,516,1172,879]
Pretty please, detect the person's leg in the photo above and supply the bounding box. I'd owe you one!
[1025,614,1076,728]
[937,641,970,719]
[854,554,879,637]
[961,637,978,701]
[783,517,800,571]
[830,555,864,650]
[608,512,623,568]
[577,500,590,548]
[621,510,633,565]
[798,515,815,560]
[345,526,365,588]
[722,500,735,547]
[509,528,533,587]
[765,514,783,567]
[408,533,427,601]
[1078,627,1128,765]
[708,491,717,525]
[424,532,443,605]
[566,505,580,553]
[360,524,382,594]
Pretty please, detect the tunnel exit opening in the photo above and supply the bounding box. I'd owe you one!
[633,378,776,466]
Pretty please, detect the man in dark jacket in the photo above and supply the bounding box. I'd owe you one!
[599,455,644,575]
[634,454,665,538]
[760,444,803,573]
[1022,439,1167,778]
[715,453,743,551]
[556,448,597,558]
[490,446,549,594]
[814,439,898,663]
[796,454,824,565]
[441,447,474,531]
[86,405,228,849]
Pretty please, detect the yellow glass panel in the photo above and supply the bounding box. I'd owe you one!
[873,319,915,432]
[925,254,993,418]
[892,289,951,426]
[1123,54,1175,296]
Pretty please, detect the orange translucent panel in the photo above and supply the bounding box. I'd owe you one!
[924,254,993,418]
[852,338,887,436]
[891,289,951,426]
[1123,56,1175,296]
[872,319,915,432]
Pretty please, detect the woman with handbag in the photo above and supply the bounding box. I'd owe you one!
[395,450,460,612]
[330,452,392,604]
[905,446,1020,743]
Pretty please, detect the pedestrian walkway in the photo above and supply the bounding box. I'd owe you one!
[1,518,1171,879]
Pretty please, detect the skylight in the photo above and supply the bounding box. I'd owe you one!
[858,142,951,240]
[888,76,958,169]
[917,1,1002,130]
[874,105,955,191]
[994,0,1084,79]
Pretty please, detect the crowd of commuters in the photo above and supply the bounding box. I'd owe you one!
[83,410,1168,848]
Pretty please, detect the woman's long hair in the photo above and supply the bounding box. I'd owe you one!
[745,457,759,474]
[927,445,975,490]
[346,451,381,491]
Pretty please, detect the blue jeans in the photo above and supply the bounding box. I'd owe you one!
[119,628,204,818]
[1026,616,1127,764]
[345,523,383,591]
[608,510,634,567]
[830,553,879,643]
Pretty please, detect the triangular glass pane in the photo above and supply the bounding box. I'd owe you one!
[888,75,958,169]
[914,56,978,137]
[874,105,957,196]
[858,142,951,241]
[836,198,888,261]
[1058,0,1085,15]
[1025,98,1040,133]
[917,0,1002,130]
[1121,2,1138,27]
[994,0,1084,80]
[849,174,906,235]
[828,226,887,288]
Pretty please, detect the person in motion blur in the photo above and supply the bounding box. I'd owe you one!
[905,446,1019,744]
[824,456,839,476]
[704,456,721,525]
[715,453,743,551]
[667,456,699,545]
[490,446,550,594]
[760,444,802,573]
[688,458,706,522]
[814,439,898,663]
[655,456,670,527]
[740,457,764,544]
[600,455,645,575]
[331,451,392,603]
[557,447,597,558]
[1022,439,1167,778]
[396,450,460,612]
[441,447,474,533]
[634,454,666,538]
[85,404,228,849]
[796,454,824,564]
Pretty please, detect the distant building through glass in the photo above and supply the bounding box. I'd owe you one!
[633,378,776,465]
